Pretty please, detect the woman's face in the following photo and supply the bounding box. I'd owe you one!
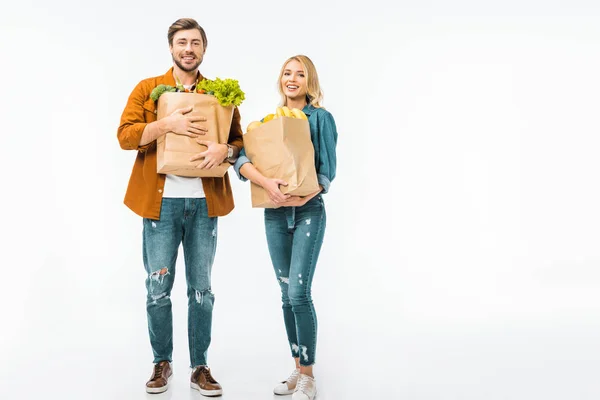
[281,59,307,102]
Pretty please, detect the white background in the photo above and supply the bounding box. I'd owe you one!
[1,1,599,399]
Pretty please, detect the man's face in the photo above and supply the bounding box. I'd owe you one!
[170,29,205,72]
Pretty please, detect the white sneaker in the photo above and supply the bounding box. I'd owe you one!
[292,374,317,400]
[273,368,300,395]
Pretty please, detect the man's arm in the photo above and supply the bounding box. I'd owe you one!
[117,81,151,151]
[117,81,207,151]
[226,106,244,161]
[239,162,290,204]
[192,105,244,167]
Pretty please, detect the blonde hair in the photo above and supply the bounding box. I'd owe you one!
[277,55,324,108]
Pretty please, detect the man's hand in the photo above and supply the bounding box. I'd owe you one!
[166,106,207,138]
[262,178,291,204]
[190,140,228,169]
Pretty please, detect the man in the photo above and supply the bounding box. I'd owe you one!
[117,18,242,396]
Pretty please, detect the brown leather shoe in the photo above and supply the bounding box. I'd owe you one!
[190,365,223,397]
[146,361,173,394]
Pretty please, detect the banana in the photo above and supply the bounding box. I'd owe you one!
[276,107,285,118]
[263,113,275,123]
[246,121,262,132]
[290,108,308,120]
[281,106,293,117]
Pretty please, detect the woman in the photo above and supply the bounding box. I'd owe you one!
[234,55,338,400]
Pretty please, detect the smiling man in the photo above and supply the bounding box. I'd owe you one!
[117,18,243,396]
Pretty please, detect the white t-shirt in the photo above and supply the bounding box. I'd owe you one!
[162,83,206,199]
[163,175,205,198]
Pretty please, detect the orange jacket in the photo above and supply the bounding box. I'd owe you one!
[117,67,243,219]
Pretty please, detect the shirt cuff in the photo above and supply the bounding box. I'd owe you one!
[233,155,252,182]
[317,174,331,194]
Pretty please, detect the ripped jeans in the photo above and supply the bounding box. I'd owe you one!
[142,198,217,368]
[265,195,326,366]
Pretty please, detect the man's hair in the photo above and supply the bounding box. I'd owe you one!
[167,18,207,48]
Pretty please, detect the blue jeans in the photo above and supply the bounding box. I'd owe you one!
[142,198,217,367]
[264,195,326,366]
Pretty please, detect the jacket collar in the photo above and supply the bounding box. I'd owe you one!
[144,68,204,113]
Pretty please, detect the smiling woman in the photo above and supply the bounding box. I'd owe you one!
[279,55,324,110]
[233,55,338,400]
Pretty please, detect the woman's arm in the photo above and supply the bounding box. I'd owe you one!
[315,110,338,194]
[233,148,291,204]
[240,163,291,204]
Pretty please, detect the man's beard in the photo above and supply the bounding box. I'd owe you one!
[173,55,202,72]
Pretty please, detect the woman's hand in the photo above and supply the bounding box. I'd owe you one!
[280,196,307,207]
[281,188,322,207]
[262,178,291,204]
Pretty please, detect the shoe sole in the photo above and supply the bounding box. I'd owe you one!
[190,382,223,397]
[146,374,173,394]
[274,388,295,395]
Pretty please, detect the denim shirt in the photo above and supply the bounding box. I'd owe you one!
[233,104,338,193]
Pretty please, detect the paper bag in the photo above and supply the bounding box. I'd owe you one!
[156,92,234,177]
[243,117,319,208]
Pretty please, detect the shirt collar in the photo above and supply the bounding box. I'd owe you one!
[162,67,204,88]
[302,104,317,116]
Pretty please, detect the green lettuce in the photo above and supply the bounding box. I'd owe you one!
[197,77,245,107]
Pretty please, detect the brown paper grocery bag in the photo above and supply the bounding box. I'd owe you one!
[243,117,319,208]
[156,92,234,177]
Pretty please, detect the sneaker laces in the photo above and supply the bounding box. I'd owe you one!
[152,363,164,380]
[296,375,312,394]
[286,368,300,384]
[201,367,218,383]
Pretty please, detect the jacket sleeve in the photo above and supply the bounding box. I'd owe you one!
[228,106,244,150]
[316,110,338,193]
[117,81,152,152]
